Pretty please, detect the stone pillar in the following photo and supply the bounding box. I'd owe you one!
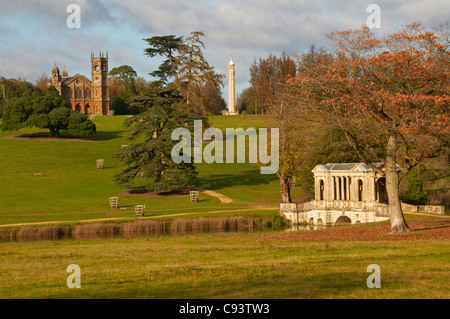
[228,56,237,115]
[327,174,332,202]
[347,177,351,201]
[331,176,336,200]
[314,177,319,201]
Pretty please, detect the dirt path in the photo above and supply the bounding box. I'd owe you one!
[197,189,234,204]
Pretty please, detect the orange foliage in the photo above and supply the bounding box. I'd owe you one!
[289,23,449,166]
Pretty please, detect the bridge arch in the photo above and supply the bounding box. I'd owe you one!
[335,215,352,225]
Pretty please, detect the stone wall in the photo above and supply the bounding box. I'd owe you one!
[401,202,445,215]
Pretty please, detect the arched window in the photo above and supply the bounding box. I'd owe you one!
[66,88,72,98]
[377,178,388,204]
[358,180,363,202]
[75,88,82,99]
[319,180,324,201]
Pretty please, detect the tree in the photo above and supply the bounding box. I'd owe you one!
[113,86,202,191]
[175,31,225,114]
[109,65,142,115]
[0,77,41,118]
[144,35,184,86]
[249,52,298,201]
[405,166,428,205]
[109,65,138,96]
[1,86,96,137]
[199,80,227,115]
[144,32,225,115]
[288,23,450,233]
[34,73,51,94]
[249,52,296,114]
[237,87,256,114]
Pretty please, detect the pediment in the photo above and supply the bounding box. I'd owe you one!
[312,165,330,173]
[63,74,92,86]
[350,163,372,173]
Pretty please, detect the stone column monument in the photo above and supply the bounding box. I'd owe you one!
[228,56,238,115]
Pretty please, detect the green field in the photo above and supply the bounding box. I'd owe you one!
[0,114,448,300]
[0,218,448,298]
[0,115,304,226]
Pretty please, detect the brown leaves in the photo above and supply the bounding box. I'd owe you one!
[287,23,449,165]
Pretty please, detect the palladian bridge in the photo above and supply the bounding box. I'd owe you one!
[280,163,444,226]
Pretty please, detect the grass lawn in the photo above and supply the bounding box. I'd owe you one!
[0,216,448,299]
[0,115,448,300]
[0,115,295,225]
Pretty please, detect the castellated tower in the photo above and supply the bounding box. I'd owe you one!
[91,52,109,116]
[49,53,110,115]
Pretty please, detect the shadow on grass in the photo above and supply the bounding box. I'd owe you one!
[197,169,278,191]
[413,224,450,231]
[92,130,125,141]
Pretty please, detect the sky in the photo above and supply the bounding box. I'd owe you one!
[0,0,449,106]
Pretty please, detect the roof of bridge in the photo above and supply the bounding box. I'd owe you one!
[312,162,401,173]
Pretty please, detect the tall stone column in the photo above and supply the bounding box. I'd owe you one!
[347,177,351,201]
[228,56,237,115]
[333,176,336,200]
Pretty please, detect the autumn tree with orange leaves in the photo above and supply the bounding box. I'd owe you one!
[287,24,449,233]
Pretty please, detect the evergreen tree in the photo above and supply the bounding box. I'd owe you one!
[143,35,184,86]
[405,166,428,205]
[113,86,203,191]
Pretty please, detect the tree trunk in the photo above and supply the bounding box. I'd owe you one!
[279,173,292,203]
[1,83,7,102]
[385,134,410,233]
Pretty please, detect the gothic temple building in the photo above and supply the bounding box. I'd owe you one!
[49,52,110,115]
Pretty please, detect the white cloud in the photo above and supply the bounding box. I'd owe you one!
[0,0,449,101]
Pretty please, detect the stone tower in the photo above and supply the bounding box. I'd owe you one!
[228,56,237,115]
[91,52,109,116]
[49,53,110,115]
[51,63,60,85]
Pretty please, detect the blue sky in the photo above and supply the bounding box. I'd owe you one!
[0,0,448,106]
